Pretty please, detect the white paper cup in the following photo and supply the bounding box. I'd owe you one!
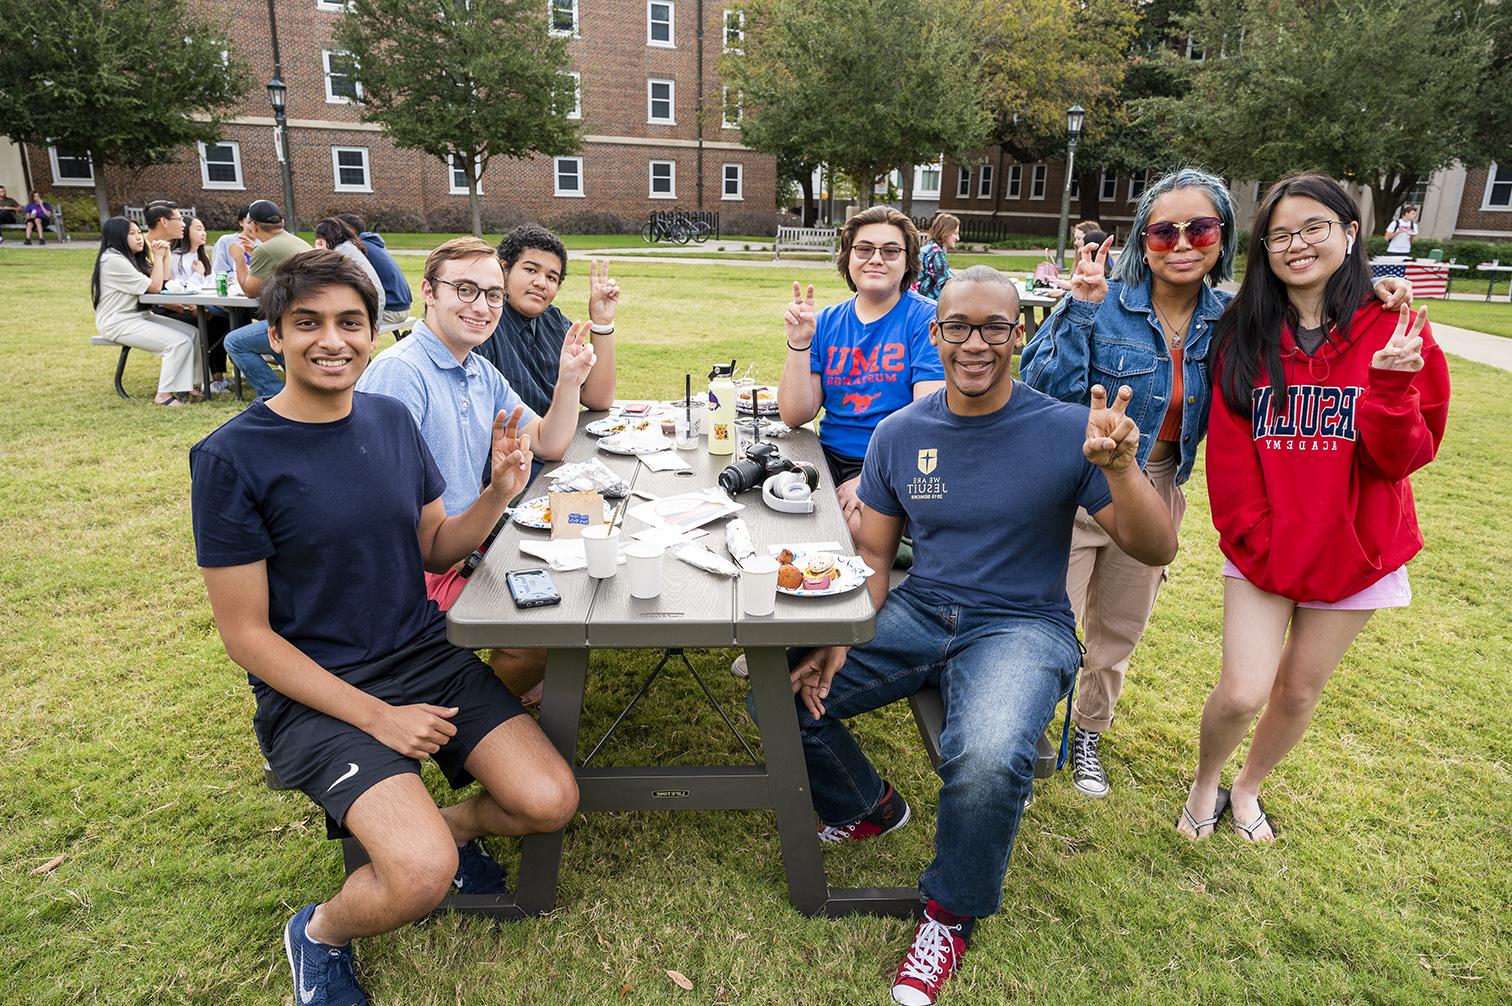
[740,556,780,616]
[624,542,665,599]
[581,524,621,578]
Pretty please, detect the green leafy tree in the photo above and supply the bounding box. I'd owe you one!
[335,0,581,237]
[0,0,249,226]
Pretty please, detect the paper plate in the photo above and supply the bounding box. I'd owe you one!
[775,552,872,597]
[597,431,674,455]
[735,385,780,415]
[586,415,661,437]
[510,495,614,530]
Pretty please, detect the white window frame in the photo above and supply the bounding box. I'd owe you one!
[315,0,351,11]
[956,166,971,198]
[323,50,362,104]
[649,160,677,199]
[647,0,675,47]
[1070,173,1080,199]
[554,156,584,197]
[48,144,94,186]
[647,78,676,124]
[914,161,942,199]
[562,71,581,119]
[722,162,743,201]
[721,87,741,128]
[1481,162,1512,210]
[198,140,244,190]
[1128,169,1149,202]
[978,164,994,199]
[549,0,579,37]
[449,153,483,196]
[1005,164,1022,199]
[723,9,744,53]
[1030,163,1047,199]
[330,146,372,193]
[1100,169,1117,200]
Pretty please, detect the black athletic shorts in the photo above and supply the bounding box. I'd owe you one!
[822,445,865,486]
[253,631,527,834]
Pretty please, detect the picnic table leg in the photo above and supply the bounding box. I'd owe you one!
[513,647,588,915]
[744,645,829,916]
[196,307,213,399]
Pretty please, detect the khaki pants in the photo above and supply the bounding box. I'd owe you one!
[1066,452,1184,732]
[104,314,202,395]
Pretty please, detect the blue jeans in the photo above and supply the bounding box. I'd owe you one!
[224,319,283,398]
[789,584,1080,918]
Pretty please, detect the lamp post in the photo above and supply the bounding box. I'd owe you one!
[1054,104,1086,268]
[266,77,298,230]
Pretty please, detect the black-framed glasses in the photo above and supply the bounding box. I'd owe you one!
[434,278,505,307]
[851,242,905,262]
[1261,219,1343,253]
[936,320,1022,345]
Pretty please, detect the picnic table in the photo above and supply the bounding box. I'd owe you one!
[444,409,951,920]
[139,289,256,398]
[1477,261,1512,301]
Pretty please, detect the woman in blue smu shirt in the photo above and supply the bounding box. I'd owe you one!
[776,206,944,536]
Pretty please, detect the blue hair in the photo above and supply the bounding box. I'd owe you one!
[1113,167,1238,288]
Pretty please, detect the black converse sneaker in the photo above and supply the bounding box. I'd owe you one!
[1070,727,1110,798]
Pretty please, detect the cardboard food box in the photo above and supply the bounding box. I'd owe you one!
[548,490,603,540]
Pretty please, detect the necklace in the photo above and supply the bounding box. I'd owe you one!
[1152,297,1197,352]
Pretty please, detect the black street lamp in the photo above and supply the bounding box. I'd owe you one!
[266,76,297,230]
[1055,104,1086,268]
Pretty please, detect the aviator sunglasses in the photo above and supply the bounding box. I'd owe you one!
[1142,216,1223,253]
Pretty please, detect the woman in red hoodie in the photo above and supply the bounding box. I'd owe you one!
[1178,174,1450,842]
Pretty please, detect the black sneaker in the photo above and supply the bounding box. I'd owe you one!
[453,839,506,895]
[819,782,911,843]
[1070,727,1110,798]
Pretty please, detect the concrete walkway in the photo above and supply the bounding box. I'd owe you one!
[1427,323,1512,371]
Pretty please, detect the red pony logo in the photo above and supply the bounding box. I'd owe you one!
[843,392,882,414]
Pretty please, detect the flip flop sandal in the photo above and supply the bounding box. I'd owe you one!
[1176,786,1230,839]
[155,396,184,408]
[1234,801,1277,841]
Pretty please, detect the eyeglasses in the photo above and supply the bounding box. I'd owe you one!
[936,320,1022,345]
[851,242,905,262]
[434,278,505,308]
[1143,216,1223,252]
[1261,219,1343,253]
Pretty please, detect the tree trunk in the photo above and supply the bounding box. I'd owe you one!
[1077,167,1101,230]
[799,171,815,227]
[468,170,483,238]
[93,164,111,228]
[901,164,914,218]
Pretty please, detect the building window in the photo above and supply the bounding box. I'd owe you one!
[648,1,674,46]
[315,0,350,11]
[549,0,578,36]
[723,9,744,53]
[198,141,244,190]
[1069,174,1080,199]
[449,153,482,196]
[1031,164,1047,200]
[562,71,581,119]
[1481,162,1512,209]
[649,160,676,199]
[978,164,994,199]
[48,144,94,186]
[647,78,675,123]
[331,146,371,192]
[722,163,743,200]
[555,156,583,197]
[1128,169,1149,202]
[915,162,941,198]
[323,50,362,103]
[721,87,741,128]
[1004,164,1021,199]
[956,166,971,198]
[1100,169,1117,200]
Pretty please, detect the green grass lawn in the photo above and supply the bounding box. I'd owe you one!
[1,247,1508,1005]
[1414,298,1512,339]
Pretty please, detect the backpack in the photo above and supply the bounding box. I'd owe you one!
[1033,250,1060,285]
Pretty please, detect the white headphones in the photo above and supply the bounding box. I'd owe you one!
[762,471,816,513]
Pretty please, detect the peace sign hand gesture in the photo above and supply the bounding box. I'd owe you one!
[489,406,534,502]
[587,259,620,325]
[1372,305,1428,372]
[1070,236,1114,304]
[785,281,817,349]
[557,321,598,387]
[1083,384,1140,471]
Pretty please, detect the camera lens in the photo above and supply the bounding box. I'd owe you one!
[718,458,766,495]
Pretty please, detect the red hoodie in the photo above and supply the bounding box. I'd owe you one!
[1207,302,1450,604]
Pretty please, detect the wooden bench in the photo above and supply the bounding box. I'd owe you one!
[774,225,838,260]
[124,204,196,227]
[2,204,67,242]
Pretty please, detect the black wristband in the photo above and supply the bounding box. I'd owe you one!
[787,340,810,352]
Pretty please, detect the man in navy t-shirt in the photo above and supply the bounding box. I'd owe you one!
[190,250,577,1006]
[784,267,1177,1006]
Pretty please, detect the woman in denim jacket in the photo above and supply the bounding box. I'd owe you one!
[1020,168,1412,804]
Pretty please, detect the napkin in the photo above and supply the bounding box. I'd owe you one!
[767,541,845,556]
[519,539,626,572]
[638,451,692,473]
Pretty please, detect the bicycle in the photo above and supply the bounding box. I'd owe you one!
[641,213,692,244]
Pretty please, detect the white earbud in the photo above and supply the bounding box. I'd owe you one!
[1346,238,1355,254]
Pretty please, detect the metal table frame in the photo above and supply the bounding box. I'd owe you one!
[139,291,257,398]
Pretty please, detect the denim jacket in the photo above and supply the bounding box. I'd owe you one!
[1019,278,1232,485]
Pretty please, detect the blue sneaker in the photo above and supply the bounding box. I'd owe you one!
[453,840,506,895]
[284,903,368,1006]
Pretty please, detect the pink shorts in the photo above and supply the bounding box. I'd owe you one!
[1221,561,1412,610]
[426,567,470,611]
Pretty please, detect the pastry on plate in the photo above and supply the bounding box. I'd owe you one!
[777,563,804,590]
[800,554,839,590]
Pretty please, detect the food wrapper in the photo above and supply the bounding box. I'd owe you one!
[725,519,756,563]
[670,543,741,578]
[547,459,630,498]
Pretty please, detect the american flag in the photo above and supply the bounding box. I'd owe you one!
[1371,260,1450,299]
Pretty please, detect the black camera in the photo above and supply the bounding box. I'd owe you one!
[718,442,819,496]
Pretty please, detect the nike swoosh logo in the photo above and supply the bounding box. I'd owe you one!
[298,948,317,1003]
[326,763,359,793]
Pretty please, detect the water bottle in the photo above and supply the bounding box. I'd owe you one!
[707,360,737,456]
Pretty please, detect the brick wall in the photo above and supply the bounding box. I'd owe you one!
[937,148,1145,236]
[25,0,774,230]
[1454,163,1512,237]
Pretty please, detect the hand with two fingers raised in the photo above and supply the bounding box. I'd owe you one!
[588,259,620,325]
[369,702,458,759]
[1372,304,1428,373]
[489,405,535,501]
[1083,384,1141,471]
[785,281,817,349]
[1070,236,1114,304]
[558,320,599,386]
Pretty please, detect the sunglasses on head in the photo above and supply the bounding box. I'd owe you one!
[1143,216,1223,253]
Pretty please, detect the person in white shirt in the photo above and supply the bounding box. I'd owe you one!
[1385,205,1419,256]
[212,204,258,277]
[172,216,232,389]
[91,217,202,406]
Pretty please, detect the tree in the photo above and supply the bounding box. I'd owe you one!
[335,0,581,237]
[722,0,992,222]
[0,0,249,226]
[1147,0,1512,231]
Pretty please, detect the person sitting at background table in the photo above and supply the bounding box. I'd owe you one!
[223,199,314,398]
[475,223,619,415]
[172,216,230,391]
[191,250,577,1006]
[914,212,960,301]
[90,217,201,406]
[773,267,1177,1006]
[212,204,258,279]
[23,190,53,244]
[314,217,385,315]
[356,237,595,705]
[337,213,413,326]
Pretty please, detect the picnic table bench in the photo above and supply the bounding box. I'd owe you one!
[774,226,839,259]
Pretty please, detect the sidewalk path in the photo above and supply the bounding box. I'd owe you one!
[1428,323,1512,371]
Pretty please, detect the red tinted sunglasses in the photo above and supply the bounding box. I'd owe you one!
[1143,216,1223,252]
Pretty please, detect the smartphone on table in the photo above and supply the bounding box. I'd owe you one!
[505,568,562,609]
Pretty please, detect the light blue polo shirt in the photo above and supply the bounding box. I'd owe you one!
[356,318,537,516]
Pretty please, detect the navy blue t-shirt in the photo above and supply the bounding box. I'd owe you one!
[858,383,1112,631]
[189,393,447,691]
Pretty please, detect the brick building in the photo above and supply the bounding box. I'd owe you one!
[932,150,1155,240]
[19,0,775,231]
